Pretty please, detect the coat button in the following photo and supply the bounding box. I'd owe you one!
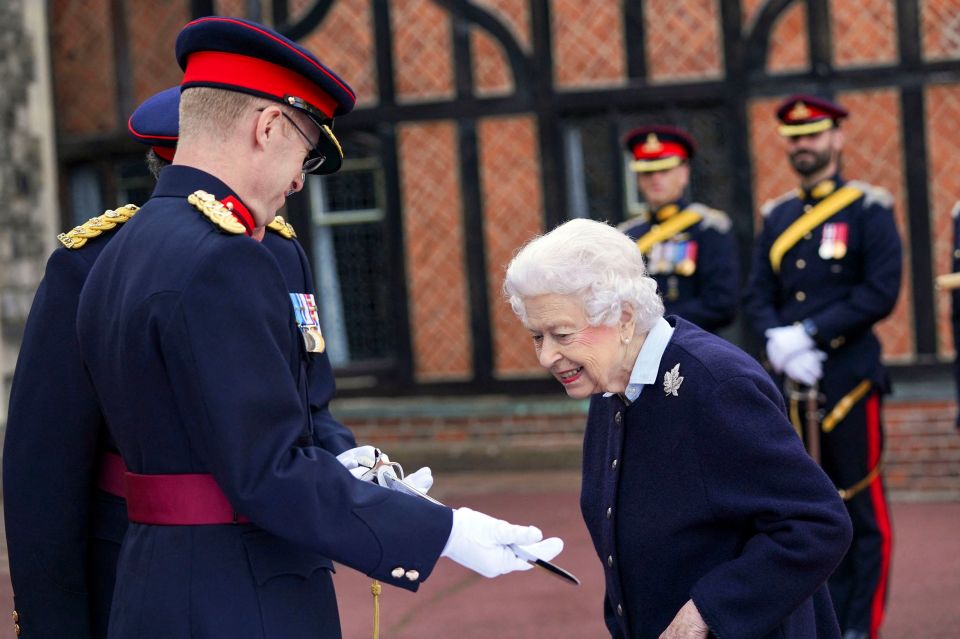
[607,555,614,567]
[391,567,405,579]
[614,412,622,425]
[611,459,618,470]
[14,623,20,636]
[617,603,624,616]
[796,258,806,269]
[955,249,960,259]
[405,570,420,581]
[830,336,846,348]
[795,291,806,302]
[804,232,812,239]
[11,612,17,624]
[606,507,612,519]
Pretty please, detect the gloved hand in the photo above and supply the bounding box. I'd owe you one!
[783,349,827,386]
[441,507,563,578]
[335,445,379,480]
[403,466,434,494]
[765,324,815,373]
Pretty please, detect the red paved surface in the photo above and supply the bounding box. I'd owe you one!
[0,471,957,638]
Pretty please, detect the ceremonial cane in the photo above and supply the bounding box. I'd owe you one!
[785,378,822,464]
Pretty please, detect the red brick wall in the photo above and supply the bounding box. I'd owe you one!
[926,83,960,359]
[922,0,960,61]
[645,0,724,82]
[767,1,809,73]
[125,1,188,105]
[392,0,454,103]
[551,0,625,89]
[477,115,545,378]
[471,0,531,97]
[397,121,472,381]
[830,0,897,68]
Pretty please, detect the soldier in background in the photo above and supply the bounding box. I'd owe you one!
[742,94,902,639]
[618,125,738,333]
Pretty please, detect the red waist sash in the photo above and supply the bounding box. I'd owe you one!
[125,471,250,525]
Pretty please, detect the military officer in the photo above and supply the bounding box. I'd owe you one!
[742,94,902,639]
[75,17,561,639]
[2,83,380,637]
[618,125,738,332]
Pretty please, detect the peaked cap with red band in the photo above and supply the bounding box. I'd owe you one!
[128,86,180,162]
[175,16,357,174]
[775,94,848,137]
[624,125,696,173]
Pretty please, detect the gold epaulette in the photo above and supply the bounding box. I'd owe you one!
[57,204,139,249]
[267,215,297,239]
[687,203,732,233]
[760,189,799,218]
[187,190,246,234]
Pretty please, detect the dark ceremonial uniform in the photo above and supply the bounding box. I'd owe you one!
[951,202,960,429]
[581,317,851,639]
[618,200,738,332]
[76,166,451,639]
[2,200,358,639]
[742,176,901,637]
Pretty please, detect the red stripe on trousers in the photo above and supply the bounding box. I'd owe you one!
[866,393,891,639]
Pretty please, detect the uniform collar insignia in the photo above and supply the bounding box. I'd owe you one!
[663,363,683,396]
[807,179,837,201]
[187,190,246,235]
[655,203,680,222]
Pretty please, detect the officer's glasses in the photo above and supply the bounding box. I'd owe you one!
[280,112,326,173]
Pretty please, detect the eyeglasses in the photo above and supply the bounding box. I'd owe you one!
[258,107,326,173]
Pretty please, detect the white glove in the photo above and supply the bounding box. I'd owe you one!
[441,507,562,578]
[783,349,827,386]
[764,324,814,373]
[335,445,379,480]
[403,466,434,494]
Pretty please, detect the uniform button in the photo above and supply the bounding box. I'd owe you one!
[391,567,405,579]
[11,612,17,624]
[954,249,960,259]
[405,570,420,581]
[607,555,614,567]
[796,258,806,269]
[804,232,813,240]
[831,264,842,273]
[795,291,806,302]
[617,603,624,616]
[14,623,20,636]
[606,507,612,519]
[611,459,618,470]
[614,412,622,425]
[804,204,812,212]
[830,336,846,348]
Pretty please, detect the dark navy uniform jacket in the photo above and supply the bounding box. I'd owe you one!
[952,203,960,427]
[618,200,738,332]
[3,189,359,638]
[742,177,901,401]
[582,317,851,639]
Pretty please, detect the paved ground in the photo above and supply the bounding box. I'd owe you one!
[0,471,957,638]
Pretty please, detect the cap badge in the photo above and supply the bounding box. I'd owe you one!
[642,133,663,153]
[788,101,811,121]
[663,363,684,396]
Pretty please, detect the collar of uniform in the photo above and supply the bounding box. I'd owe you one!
[799,175,843,202]
[603,316,675,403]
[654,201,684,222]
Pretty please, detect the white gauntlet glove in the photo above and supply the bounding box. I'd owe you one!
[783,349,827,386]
[335,445,379,480]
[765,324,814,373]
[441,507,564,578]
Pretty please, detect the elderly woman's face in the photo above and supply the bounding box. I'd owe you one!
[523,294,626,399]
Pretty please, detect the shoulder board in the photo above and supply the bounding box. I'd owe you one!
[187,190,246,235]
[687,203,731,233]
[267,215,298,239]
[845,180,893,209]
[952,202,960,219]
[57,204,139,249]
[760,189,799,218]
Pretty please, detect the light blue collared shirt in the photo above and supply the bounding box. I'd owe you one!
[603,316,675,403]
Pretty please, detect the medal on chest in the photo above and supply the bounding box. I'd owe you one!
[819,222,848,260]
[289,293,326,353]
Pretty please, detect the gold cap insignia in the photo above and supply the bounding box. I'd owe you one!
[642,133,663,153]
[787,101,811,121]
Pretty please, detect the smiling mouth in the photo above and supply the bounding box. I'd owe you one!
[557,367,584,384]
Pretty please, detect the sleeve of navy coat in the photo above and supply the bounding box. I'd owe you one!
[669,225,739,330]
[805,200,901,344]
[2,249,99,638]
[160,239,451,590]
[688,375,852,639]
[742,220,786,337]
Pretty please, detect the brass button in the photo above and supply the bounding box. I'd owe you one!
[607,555,614,567]
[830,336,846,349]
[611,459,618,470]
[831,264,842,273]
[606,507,612,519]
[795,291,806,302]
[954,249,960,259]
[804,232,813,239]
[617,603,624,616]
[405,570,420,581]
[14,623,20,636]
[614,412,622,425]
[391,567,405,579]
[796,259,806,269]
[804,205,812,212]
[11,612,17,623]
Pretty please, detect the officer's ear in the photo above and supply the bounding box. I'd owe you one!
[253,105,284,151]
[830,128,845,152]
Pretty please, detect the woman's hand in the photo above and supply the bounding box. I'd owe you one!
[659,599,709,639]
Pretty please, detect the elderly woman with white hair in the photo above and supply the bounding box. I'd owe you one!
[504,218,852,639]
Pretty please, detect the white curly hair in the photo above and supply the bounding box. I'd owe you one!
[503,218,664,331]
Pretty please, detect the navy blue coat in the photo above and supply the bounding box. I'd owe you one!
[581,317,852,639]
[3,190,359,637]
[618,201,738,332]
[742,177,901,400]
[952,203,960,428]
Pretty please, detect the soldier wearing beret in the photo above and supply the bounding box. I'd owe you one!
[742,94,902,639]
[618,125,738,333]
[74,17,561,639]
